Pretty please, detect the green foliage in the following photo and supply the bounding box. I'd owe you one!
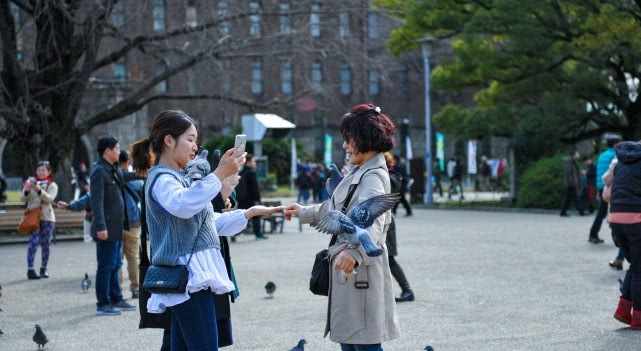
[375,0,641,145]
[516,155,565,209]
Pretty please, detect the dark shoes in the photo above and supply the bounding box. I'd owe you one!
[560,212,570,217]
[589,236,604,244]
[27,269,40,280]
[609,259,624,270]
[131,290,140,299]
[255,235,269,240]
[395,289,415,303]
[39,268,49,278]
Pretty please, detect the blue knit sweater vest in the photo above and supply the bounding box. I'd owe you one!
[145,166,220,266]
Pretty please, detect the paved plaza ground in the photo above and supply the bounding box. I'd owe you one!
[1,198,640,350]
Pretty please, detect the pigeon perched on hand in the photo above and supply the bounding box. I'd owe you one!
[81,273,91,292]
[264,281,276,298]
[33,324,48,350]
[184,149,210,183]
[312,193,400,257]
[288,338,306,351]
[325,163,344,197]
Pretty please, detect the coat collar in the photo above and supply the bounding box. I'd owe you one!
[349,153,386,185]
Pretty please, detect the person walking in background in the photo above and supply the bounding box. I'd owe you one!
[448,157,465,200]
[129,109,282,350]
[478,156,491,191]
[296,167,311,205]
[392,155,412,217]
[90,135,137,316]
[76,162,90,198]
[560,150,584,217]
[118,150,144,299]
[21,161,58,280]
[601,156,626,270]
[237,153,268,240]
[284,103,400,350]
[609,140,641,329]
[590,137,621,243]
[582,157,597,214]
[384,152,415,303]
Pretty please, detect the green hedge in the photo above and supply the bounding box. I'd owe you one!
[517,154,565,209]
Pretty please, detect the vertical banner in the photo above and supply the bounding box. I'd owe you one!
[324,134,333,166]
[467,140,477,175]
[436,132,445,172]
[291,137,297,194]
[405,135,413,174]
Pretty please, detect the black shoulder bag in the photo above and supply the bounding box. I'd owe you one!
[309,183,358,296]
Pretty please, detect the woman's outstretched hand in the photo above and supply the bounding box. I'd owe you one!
[283,203,301,221]
[244,205,286,219]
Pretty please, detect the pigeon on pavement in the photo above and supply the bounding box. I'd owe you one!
[312,193,400,257]
[81,273,91,292]
[424,346,435,351]
[33,324,48,350]
[325,163,344,197]
[265,281,276,298]
[288,338,306,351]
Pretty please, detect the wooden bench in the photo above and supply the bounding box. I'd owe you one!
[0,207,86,234]
[261,200,285,234]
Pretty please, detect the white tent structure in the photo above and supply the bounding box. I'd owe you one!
[241,113,296,157]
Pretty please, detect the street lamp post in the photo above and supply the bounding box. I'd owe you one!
[418,36,435,205]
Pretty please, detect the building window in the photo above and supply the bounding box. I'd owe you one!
[114,58,127,81]
[249,1,261,37]
[153,0,166,31]
[185,2,197,27]
[155,61,167,93]
[252,60,263,94]
[218,1,230,34]
[398,63,408,95]
[339,11,349,38]
[312,61,322,92]
[111,1,125,27]
[369,69,380,95]
[281,61,293,94]
[368,12,378,39]
[340,63,351,95]
[280,2,291,34]
[310,3,321,37]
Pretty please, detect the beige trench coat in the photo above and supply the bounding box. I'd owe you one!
[299,153,400,344]
[20,182,59,223]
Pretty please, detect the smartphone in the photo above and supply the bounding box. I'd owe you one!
[234,134,247,154]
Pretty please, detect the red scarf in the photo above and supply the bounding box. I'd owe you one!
[35,176,52,183]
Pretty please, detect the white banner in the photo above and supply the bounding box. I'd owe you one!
[467,140,477,175]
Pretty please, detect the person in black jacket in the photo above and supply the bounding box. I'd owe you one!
[90,135,138,316]
[237,154,267,240]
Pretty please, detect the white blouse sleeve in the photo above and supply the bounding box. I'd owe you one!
[151,173,223,219]
[212,210,248,236]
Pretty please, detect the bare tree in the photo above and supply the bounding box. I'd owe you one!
[0,0,406,199]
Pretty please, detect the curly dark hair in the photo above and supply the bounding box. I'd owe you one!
[339,103,396,154]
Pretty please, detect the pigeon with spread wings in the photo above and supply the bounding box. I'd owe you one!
[312,193,400,257]
[325,163,344,197]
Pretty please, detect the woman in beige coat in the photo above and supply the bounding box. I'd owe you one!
[285,104,400,351]
[20,161,58,279]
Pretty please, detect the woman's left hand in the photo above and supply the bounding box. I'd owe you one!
[334,251,356,275]
[221,174,239,199]
[244,205,285,219]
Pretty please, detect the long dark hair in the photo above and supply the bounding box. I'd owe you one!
[130,110,195,177]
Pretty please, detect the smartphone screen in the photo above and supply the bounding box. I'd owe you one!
[234,134,247,154]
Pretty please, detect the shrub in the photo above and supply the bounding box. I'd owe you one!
[517,154,565,209]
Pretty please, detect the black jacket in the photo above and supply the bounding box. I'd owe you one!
[610,141,641,214]
[89,157,135,241]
